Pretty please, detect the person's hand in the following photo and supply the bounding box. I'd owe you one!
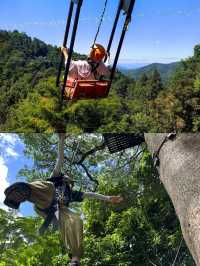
[109,196,124,204]
[60,46,68,54]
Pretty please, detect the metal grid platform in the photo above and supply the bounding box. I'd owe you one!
[103,134,144,154]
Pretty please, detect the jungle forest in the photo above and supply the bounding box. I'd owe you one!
[0,30,200,133]
[0,133,198,266]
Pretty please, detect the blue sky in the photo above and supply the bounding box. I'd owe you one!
[0,0,200,64]
[0,134,35,216]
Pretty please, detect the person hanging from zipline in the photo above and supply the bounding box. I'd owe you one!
[61,44,110,82]
[5,175,123,266]
[4,134,123,266]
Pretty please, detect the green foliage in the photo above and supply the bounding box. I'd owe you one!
[0,135,195,265]
[81,151,194,265]
[0,30,59,126]
[0,30,137,132]
[150,50,200,132]
[194,44,200,59]
[0,209,68,266]
[0,30,200,132]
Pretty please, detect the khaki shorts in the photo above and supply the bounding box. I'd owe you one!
[29,181,84,257]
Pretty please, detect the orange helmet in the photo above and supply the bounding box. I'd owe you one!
[89,43,106,62]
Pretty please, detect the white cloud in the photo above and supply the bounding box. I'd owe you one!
[0,156,9,211]
[5,147,19,158]
[0,133,19,145]
[0,134,21,211]
[0,134,24,216]
[0,134,20,158]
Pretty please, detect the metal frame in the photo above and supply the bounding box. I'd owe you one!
[109,0,136,85]
[56,0,83,99]
[56,1,74,87]
[56,0,137,100]
[104,0,123,62]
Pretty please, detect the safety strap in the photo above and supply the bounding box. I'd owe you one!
[38,178,73,235]
[153,133,177,167]
[87,60,100,80]
[38,197,58,236]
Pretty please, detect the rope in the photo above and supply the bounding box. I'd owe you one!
[172,237,183,266]
[67,137,99,191]
[65,139,81,173]
[153,133,176,167]
[92,0,108,47]
[59,139,81,206]
[70,140,80,167]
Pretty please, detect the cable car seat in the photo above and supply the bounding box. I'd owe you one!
[63,78,111,100]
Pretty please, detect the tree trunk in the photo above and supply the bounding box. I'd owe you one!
[145,133,200,265]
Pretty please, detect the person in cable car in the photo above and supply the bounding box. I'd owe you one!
[57,0,136,100]
[61,44,110,82]
[60,44,111,100]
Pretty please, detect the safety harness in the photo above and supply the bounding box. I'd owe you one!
[4,175,82,235]
[37,196,58,235]
[152,133,177,167]
[37,174,76,235]
[87,59,100,80]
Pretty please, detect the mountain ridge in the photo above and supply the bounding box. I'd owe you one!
[120,62,180,81]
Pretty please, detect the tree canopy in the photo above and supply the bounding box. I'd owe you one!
[0,30,200,132]
[0,134,195,265]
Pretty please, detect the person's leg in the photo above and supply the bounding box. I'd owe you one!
[59,207,84,265]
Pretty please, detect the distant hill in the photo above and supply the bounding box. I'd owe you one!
[120,62,180,82]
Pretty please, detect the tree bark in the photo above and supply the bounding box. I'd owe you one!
[145,133,200,265]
